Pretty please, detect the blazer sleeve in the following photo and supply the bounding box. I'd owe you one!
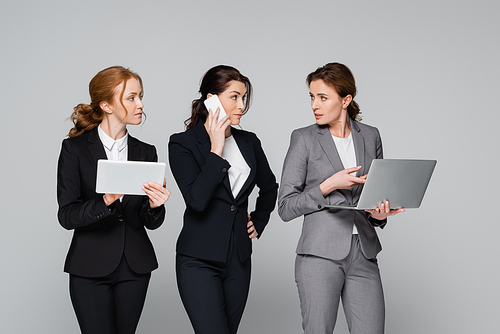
[57,138,113,230]
[248,134,278,237]
[168,134,231,212]
[278,129,327,222]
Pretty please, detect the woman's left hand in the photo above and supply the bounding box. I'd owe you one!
[365,200,405,221]
[247,214,258,239]
[143,178,171,209]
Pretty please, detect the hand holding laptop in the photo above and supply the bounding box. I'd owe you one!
[365,200,405,220]
[322,166,405,219]
[325,159,436,211]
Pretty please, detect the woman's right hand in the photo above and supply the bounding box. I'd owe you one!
[320,166,366,197]
[103,193,122,206]
[206,107,231,157]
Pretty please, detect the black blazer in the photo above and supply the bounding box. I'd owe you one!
[57,127,165,277]
[168,122,278,263]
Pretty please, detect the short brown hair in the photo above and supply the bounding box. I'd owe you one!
[306,62,361,121]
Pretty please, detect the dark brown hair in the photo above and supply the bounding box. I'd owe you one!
[68,66,143,137]
[185,65,252,130]
[306,62,362,121]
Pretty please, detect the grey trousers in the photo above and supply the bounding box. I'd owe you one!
[295,235,385,334]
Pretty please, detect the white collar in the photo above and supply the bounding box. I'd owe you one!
[98,124,128,152]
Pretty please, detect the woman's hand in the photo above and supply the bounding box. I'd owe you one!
[365,200,405,220]
[103,193,122,206]
[142,178,171,209]
[206,107,231,157]
[247,214,258,239]
[320,166,367,197]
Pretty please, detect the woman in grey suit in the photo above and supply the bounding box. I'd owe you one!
[278,63,404,334]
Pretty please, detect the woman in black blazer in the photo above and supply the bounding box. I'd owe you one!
[57,66,170,334]
[168,65,278,334]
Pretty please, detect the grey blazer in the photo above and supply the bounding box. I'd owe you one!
[278,121,386,260]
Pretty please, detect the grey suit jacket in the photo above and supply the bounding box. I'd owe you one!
[278,121,386,260]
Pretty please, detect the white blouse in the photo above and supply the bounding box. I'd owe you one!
[222,135,251,198]
[98,125,128,201]
[98,125,128,162]
[332,133,358,234]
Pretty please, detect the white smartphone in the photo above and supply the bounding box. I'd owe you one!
[203,95,227,124]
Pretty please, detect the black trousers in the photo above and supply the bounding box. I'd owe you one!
[176,232,252,334]
[69,255,151,334]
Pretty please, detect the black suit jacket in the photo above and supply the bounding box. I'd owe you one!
[168,122,278,263]
[57,127,165,277]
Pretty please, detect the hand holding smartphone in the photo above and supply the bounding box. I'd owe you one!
[204,95,227,124]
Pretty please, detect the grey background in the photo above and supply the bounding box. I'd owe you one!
[1,0,499,333]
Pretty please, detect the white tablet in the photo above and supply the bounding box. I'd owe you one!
[96,160,166,195]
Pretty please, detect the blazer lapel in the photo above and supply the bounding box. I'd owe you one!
[317,125,345,173]
[351,121,366,200]
[87,127,107,164]
[127,135,142,162]
[121,134,142,208]
[194,122,211,161]
[317,124,362,204]
[232,130,256,203]
[86,128,107,195]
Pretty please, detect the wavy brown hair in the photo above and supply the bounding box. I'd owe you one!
[68,66,143,137]
[306,62,362,121]
[185,65,252,130]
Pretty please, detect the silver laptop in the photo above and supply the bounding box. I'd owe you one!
[325,159,436,210]
[96,160,166,195]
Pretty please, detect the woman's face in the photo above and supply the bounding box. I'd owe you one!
[309,79,350,126]
[111,78,144,125]
[216,80,247,126]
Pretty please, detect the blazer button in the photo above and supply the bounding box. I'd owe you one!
[230,205,236,212]
[318,204,322,209]
[118,215,124,222]
[222,168,227,173]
